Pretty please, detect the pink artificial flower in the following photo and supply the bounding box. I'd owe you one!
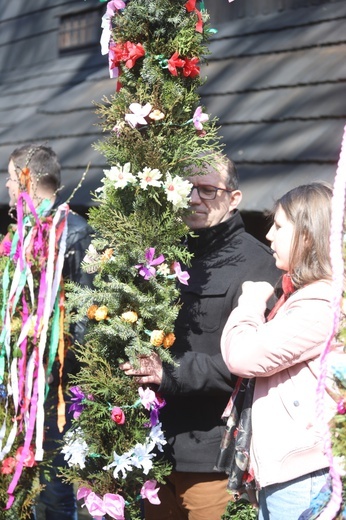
[140,480,161,505]
[337,399,346,414]
[111,406,126,425]
[172,261,190,285]
[192,106,209,131]
[103,493,126,520]
[107,0,126,16]
[138,386,157,410]
[0,457,16,475]
[84,491,106,520]
[77,487,91,500]
[16,445,36,467]
[125,102,152,128]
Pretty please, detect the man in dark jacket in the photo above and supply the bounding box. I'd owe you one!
[6,144,93,520]
[120,155,281,520]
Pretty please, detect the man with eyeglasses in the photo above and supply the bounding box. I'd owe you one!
[120,154,281,520]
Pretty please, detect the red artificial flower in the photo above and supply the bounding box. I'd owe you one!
[167,52,185,76]
[0,457,16,475]
[111,406,125,425]
[16,445,36,467]
[124,42,145,69]
[182,57,200,78]
[109,42,127,70]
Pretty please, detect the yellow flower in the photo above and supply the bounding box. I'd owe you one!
[87,304,99,320]
[94,305,109,321]
[149,109,165,121]
[163,332,176,349]
[150,330,165,347]
[121,311,138,323]
[101,248,114,262]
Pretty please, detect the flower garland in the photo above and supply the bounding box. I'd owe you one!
[0,193,70,513]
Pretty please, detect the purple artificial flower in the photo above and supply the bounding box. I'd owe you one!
[69,386,86,419]
[172,261,190,285]
[135,248,165,280]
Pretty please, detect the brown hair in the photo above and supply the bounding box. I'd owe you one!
[274,182,333,289]
[9,144,61,193]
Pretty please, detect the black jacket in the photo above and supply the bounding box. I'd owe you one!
[158,210,281,472]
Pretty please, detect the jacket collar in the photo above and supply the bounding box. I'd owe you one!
[187,209,244,257]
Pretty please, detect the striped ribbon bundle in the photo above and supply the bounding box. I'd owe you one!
[0,193,69,509]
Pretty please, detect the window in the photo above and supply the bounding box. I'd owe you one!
[59,9,102,52]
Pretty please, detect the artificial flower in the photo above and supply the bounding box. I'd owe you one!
[121,310,138,323]
[84,491,106,519]
[83,244,100,274]
[87,304,99,320]
[112,120,126,136]
[163,172,193,210]
[135,247,165,280]
[163,332,176,348]
[16,446,36,467]
[167,51,185,76]
[111,406,126,425]
[337,399,346,414]
[0,457,16,475]
[185,0,203,33]
[103,493,126,520]
[94,305,109,321]
[125,102,152,128]
[69,386,86,419]
[192,106,209,130]
[103,450,134,479]
[147,394,166,427]
[101,248,114,262]
[124,41,145,69]
[156,263,170,276]
[137,167,163,190]
[172,261,190,285]
[149,422,167,452]
[131,442,155,474]
[140,480,161,505]
[104,162,137,189]
[149,109,165,121]
[138,386,157,410]
[62,429,89,469]
[182,56,200,78]
[150,330,165,347]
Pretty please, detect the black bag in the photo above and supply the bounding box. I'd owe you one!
[215,377,256,501]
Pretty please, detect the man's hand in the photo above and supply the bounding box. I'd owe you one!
[119,352,163,385]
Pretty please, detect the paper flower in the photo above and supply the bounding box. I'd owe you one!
[94,305,109,321]
[138,386,157,410]
[121,310,138,323]
[149,109,165,121]
[0,457,16,475]
[87,304,99,320]
[137,167,163,190]
[103,451,134,479]
[104,162,137,189]
[124,41,146,69]
[78,487,126,520]
[149,422,167,452]
[111,406,126,425]
[167,51,185,76]
[150,330,165,347]
[163,332,176,348]
[135,247,165,280]
[69,386,86,419]
[163,172,193,210]
[140,480,161,505]
[131,442,155,474]
[125,103,152,128]
[182,57,200,78]
[172,261,190,285]
[192,106,209,130]
[62,430,89,469]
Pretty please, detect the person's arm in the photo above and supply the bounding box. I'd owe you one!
[221,282,333,378]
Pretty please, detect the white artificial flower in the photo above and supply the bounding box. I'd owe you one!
[103,450,134,479]
[148,422,167,452]
[61,429,89,469]
[104,162,137,189]
[131,442,155,475]
[137,167,163,190]
[163,173,193,210]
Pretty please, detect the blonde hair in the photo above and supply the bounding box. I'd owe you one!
[274,182,333,289]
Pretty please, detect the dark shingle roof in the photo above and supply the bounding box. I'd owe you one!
[0,0,344,212]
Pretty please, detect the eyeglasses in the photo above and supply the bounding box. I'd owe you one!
[189,185,233,201]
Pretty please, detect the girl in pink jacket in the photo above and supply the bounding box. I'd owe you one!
[221,183,337,520]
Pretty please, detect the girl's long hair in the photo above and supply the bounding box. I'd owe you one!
[274,182,333,289]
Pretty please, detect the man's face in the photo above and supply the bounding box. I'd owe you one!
[6,159,20,208]
[182,165,242,230]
